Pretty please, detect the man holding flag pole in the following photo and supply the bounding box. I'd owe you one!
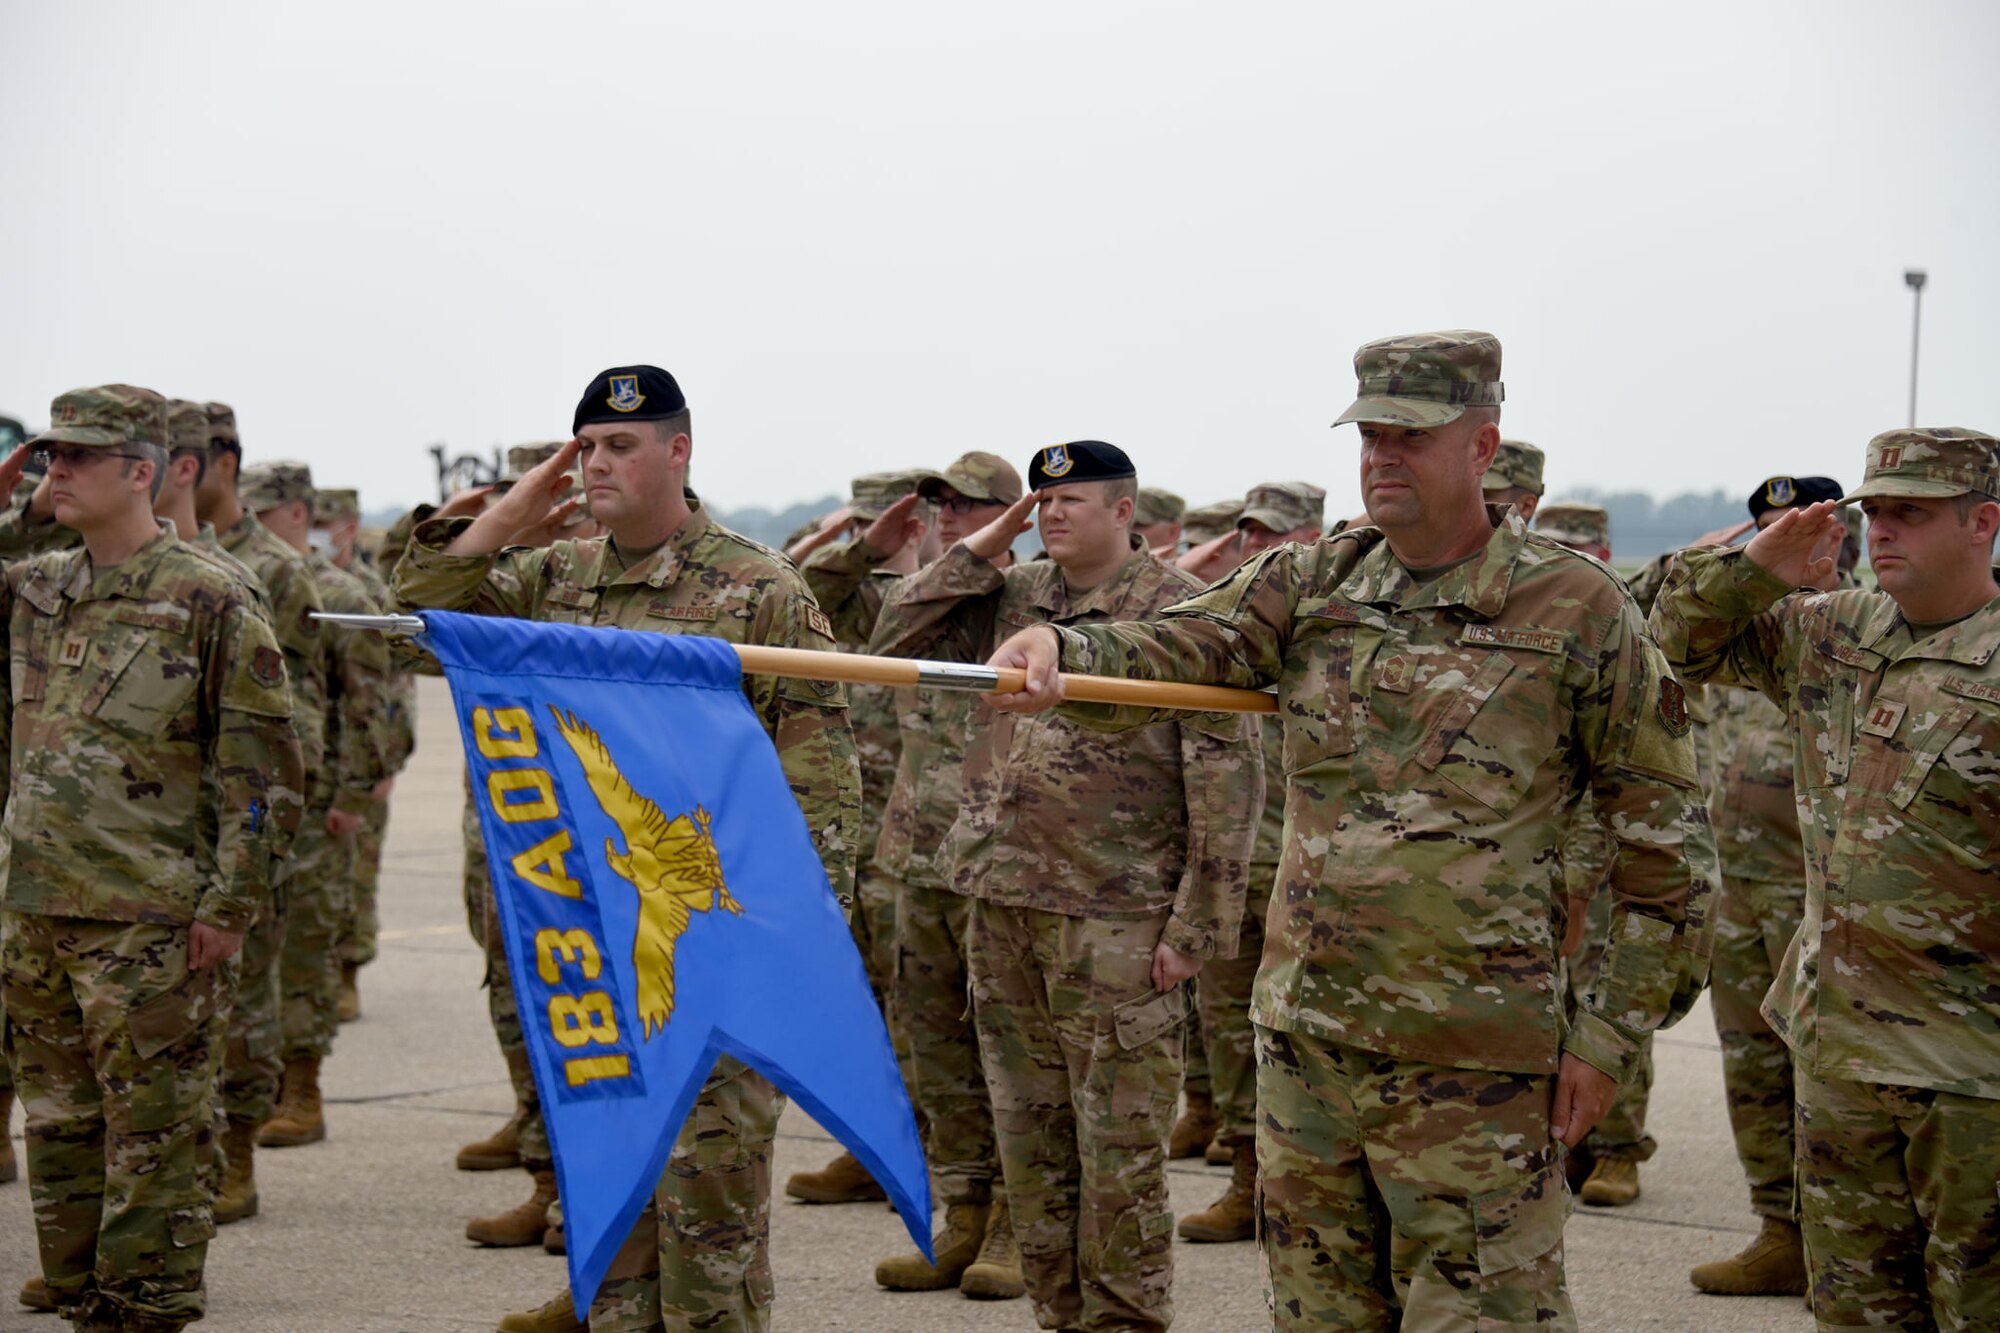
[391,365,871,1333]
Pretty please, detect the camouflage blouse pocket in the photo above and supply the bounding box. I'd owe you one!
[1890,693,1999,862]
[1418,651,1549,817]
[86,619,199,739]
[1279,618,1356,774]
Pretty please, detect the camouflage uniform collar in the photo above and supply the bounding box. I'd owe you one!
[1035,535,1159,621]
[69,520,180,602]
[581,497,712,591]
[1345,512,1521,616]
[1887,591,2000,666]
[216,507,267,552]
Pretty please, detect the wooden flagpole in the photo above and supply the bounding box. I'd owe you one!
[316,614,1279,716]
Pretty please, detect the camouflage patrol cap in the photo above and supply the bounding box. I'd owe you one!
[32,384,168,449]
[204,402,239,450]
[315,487,361,525]
[503,442,565,483]
[1841,428,2000,504]
[1483,440,1545,496]
[1333,330,1504,429]
[1134,487,1185,527]
[914,450,1025,506]
[1238,481,1327,535]
[1182,499,1243,546]
[166,399,211,453]
[1535,502,1610,551]
[849,469,926,521]
[240,460,315,512]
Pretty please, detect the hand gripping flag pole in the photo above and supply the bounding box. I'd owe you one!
[315,612,1280,714]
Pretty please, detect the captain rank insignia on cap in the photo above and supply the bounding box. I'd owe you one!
[1040,444,1073,478]
[1765,477,1796,508]
[1878,445,1903,470]
[607,376,645,413]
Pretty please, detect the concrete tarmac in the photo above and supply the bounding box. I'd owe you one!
[3,676,1813,1331]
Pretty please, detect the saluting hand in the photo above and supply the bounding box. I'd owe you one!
[987,625,1064,714]
[446,439,583,557]
[1688,518,1756,549]
[962,491,1040,563]
[0,444,28,502]
[1742,500,1843,588]
[1178,530,1246,583]
[860,493,927,559]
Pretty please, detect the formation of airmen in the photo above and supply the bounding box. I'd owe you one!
[0,333,1993,1332]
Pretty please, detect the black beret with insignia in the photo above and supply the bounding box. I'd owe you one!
[1747,474,1842,520]
[1027,440,1136,491]
[574,365,688,435]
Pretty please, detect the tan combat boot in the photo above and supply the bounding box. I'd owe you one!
[457,1110,525,1171]
[338,962,361,1023]
[494,1289,587,1333]
[1579,1155,1641,1207]
[959,1195,1026,1300]
[784,1148,886,1204]
[467,1168,559,1247]
[1689,1216,1808,1295]
[1169,1090,1218,1160]
[876,1201,990,1291]
[258,1057,326,1147]
[18,1273,55,1311]
[1178,1141,1257,1243]
[215,1117,261,1224]
[1203,1137,1232,1166]
[0,1086,16,1184]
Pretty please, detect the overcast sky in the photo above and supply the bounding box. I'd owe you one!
[5,1,1995,523]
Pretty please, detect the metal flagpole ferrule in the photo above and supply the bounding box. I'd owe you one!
[914,662,1002,692]
[311,611,430,637]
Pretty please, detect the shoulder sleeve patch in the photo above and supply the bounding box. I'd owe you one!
[1658,676,1690,737]
[804,605,834,642]
[252,645,286,689]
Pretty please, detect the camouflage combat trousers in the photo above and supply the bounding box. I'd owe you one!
[463,785,487,946]
[1,914,227,1330]
[479,864,550,1171]
[1712,873,1804,1219]
[895,878,1000,1205]
[338,794,393,969]
[851,864,914,1090]
[970,902,1182,1333]
[0,994,11,1095]
[1564,890,1655,1163]
[1193,883,1269,1149]
[1796,1069,2000,1331]
[220,887,286,1127]
[1255,1026,1575,1331]
[280,816,356,1061]
[587,1056,784,1333]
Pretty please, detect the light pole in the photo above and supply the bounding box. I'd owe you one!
[1904,269,1927,427]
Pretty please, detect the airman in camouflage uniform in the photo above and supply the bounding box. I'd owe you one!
[1483,439,1546,523]
[1652,428,2000,1330]
[814,452,1031,1299]
[1134,487,1184,553]
[1179,480,1326,1246]
[1685,473,1849,1298]
[193,402,329,1222]
[989,331,1716,1330]
[0,385,303,1332]
[314,486,418,1021]
[238,462,393,1150]
[873,440,1263,1333]
[1179,499,1242,548]
[1530,503,1661,1207]
[783,468,929,1208]
[394,364,859,1333]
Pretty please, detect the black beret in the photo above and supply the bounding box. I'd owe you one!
[1748,474,1843,519]
[573,365,687,436]
[1027,440,1135,491]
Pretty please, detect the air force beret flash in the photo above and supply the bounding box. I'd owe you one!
[1027,440,1135,491]
[574,365,688,435]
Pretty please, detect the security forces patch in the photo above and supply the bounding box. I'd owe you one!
[252,646,285,689]
[805,606,834,641]
[1658,676,1690,737]
[1040,444,1073,478]
[1764,476,1796,508]
[607,375,646,414]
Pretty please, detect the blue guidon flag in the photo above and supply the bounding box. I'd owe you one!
[420,610,932,1314]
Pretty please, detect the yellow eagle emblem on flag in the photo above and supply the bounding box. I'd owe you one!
[547,707,742,1040]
